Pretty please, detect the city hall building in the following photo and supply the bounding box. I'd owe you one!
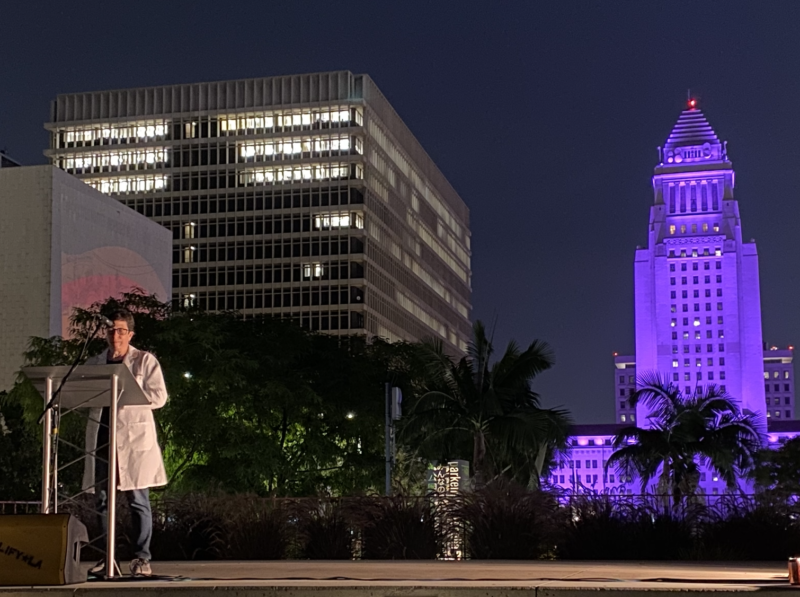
[45,72,472,353]
[548,101,798,496]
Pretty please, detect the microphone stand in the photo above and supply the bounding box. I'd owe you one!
[37,317,107,424]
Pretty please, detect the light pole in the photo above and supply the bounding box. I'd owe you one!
[385,383,402,496]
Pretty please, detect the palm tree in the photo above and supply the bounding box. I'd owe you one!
[606,372,764,504]
[402,321,571,488]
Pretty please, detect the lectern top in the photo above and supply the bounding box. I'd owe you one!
[23,364,150,409]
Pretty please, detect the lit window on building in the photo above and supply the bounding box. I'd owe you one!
[302,263,324,278]
[313,212,364,230]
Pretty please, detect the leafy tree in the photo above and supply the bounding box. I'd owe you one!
[2,290,428,497]
[750,437,800,503]
[402,320,571,488]
[607,373,763,504]
[0,391,42,500]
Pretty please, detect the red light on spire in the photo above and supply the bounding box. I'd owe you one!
[688,98,697,110]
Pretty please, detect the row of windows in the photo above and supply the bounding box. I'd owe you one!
[56,108,363,148]
[767,383,793,391]
[671,371,725,380]
[671,317,725,327]
[670,276,723,285]
[550,474,618,484]
[571,459,602,469]
[61,148,169,170]
[59,121,168,146]
[177,287,365,325]
[127,188,364,218]
[173,212,365,239]
[767,410,793,419]
[671,290,722,299]
[239,163,359,185]
[83,163,363,195]
[239,135,360,159]
[669,223,720,235]
[87,175,168,194]
[766,371,792,380]
[180,285,363,306]
[669,249,722,258]
[672,331,723,340]
[768,397,792,406]
[172,261,363,287]
[671,302,723,313]
[219,108,361,133]
[672,359,727,370]
[174,237,365,264]
[667,181,721,214]
[671,261,722,272]
[60,135,363,174]
[673,344,725,353]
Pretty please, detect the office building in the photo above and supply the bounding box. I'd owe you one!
[45,72,472,352]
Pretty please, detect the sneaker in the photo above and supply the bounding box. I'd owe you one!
[130,558,152,577]
[88,559,106,577]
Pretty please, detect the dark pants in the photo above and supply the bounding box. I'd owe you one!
[95,408,152,561]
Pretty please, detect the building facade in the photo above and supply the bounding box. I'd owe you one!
[614,347,795,423]
[548,102,798,497]
[0,166,171,390]
[633,104,765,422]
[45,72,472,353]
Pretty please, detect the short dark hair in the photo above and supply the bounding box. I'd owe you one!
[107,308,135,332]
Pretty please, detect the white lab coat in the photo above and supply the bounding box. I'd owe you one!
[82,345,169,491]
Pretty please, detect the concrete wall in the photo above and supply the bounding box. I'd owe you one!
[0,167,54,390]
[0,166,172,390]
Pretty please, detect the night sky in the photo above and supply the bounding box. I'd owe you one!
[2,2,799,423]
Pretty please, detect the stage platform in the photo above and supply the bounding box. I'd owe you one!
[0,560,792,596]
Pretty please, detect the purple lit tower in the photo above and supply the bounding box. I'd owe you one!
[634,100,766,426]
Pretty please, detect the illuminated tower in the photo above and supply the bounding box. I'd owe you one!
[634,100,766,424]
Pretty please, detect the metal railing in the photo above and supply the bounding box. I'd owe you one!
[0,501,41,514]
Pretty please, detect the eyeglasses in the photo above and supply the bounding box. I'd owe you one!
[107,328,130,336]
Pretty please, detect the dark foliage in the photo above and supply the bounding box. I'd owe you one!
[150,495,227,560]
[356,497,443,559]
[224,497,289,560]
[295,501,354,560]
[453,482,562,559]
[695,505,800,560]
[0,393,41,500]
[559,495,697,559]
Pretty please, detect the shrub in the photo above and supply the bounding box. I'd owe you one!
[150,494,226,560]
[696,504,800,560]
[558,495,699,560]
[224,496,290,560]
[356,497,443,559]
[454,482,562,559]
[295,500,354,560]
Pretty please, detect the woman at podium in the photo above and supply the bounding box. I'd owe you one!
[81,308,168,577]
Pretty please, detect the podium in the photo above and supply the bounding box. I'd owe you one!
[23,364,149,580]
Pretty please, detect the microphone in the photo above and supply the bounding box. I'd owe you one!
[96,314,114,328]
